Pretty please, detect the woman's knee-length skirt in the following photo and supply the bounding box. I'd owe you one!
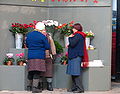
[42,58,53,77]
[66,56,82,76]
[27,59,46,72]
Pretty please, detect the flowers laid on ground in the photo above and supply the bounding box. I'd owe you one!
[16,53,26,66]
[3,53,15,65]
[57,21,74,36]
[84,30,94,37]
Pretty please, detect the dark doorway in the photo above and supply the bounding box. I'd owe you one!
[112,0,120,81]
[116,0,120,81]
[111,0,117,80]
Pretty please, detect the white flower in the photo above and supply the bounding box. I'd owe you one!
[46,20,54,26]
[54,21,58,26]
[42,20,47,25]
[90,30,94,36]
[23,63,26,66]
[6,53,14,58]
[42,20,59,27]
[59,24,62,26]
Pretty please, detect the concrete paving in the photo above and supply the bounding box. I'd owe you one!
[0,82,120,94]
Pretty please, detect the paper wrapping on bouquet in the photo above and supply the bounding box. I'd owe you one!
[88,60,104,67]
[81,62,89,68]
[64,36,69,47]
[85,37,90,49]
[64,36,69,52]
[81,60,104,68]
[15,33,23,49]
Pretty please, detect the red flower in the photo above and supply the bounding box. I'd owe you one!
[62,23,67,26]
[57,21,74,36]
[65,52,68,57]
[33,20,38,25]
[70,21,74,24]
[9,22,29,34]
[69,24,73,27]
[58,26,62,29]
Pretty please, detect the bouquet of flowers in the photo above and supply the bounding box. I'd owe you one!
[84,30,94,37]
[16,53,26,66]
[57,21,74,36]
[3,53,15,65]
[60,52,68,65]
[42,20,59,37]
[9,23,30,34]
[54,40,64,54]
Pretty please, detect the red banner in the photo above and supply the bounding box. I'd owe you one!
[51,0,98,3]
[32,0,99,3]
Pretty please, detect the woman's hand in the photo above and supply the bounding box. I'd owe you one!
[68,34,74,37]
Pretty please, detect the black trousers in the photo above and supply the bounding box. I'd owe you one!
[71,75,84,91]
[28,71,40,80]
[28,71,41,88]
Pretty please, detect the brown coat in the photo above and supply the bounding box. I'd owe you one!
[42,33,56,77]
[45,33,56,58]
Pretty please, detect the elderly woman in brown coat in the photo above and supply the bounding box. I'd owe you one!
[38,32,56,91]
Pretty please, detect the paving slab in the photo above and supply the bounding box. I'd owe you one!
[0,82,119,94]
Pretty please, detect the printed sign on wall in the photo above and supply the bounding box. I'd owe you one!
[32,0,99,3]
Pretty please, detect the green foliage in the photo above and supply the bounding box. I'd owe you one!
[45,25,58,38]
[54,40,63,54]
[3,57,15,64]
[59,25,73,36]
[60,55,68,62]
[16,58,26,63]
[45,25,56,33]
[57,21,74,36]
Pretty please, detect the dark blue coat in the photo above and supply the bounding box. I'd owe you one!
[26,31,50,59]
[68,33,84,59]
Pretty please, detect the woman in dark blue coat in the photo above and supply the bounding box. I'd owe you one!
[26,22,50,93]
[67,23,85,93]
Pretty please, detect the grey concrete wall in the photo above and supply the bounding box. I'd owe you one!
[0,0,112,90]
[0,0,112,65]
[0,5,49,63]
[49,7,112,66]
[0,66,27,91]
[48,1,112,90]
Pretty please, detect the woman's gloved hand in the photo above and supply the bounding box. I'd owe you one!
[52,54,56,61]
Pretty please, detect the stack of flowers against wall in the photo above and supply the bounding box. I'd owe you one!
[3,53,15,66]
[9,22,36,49]
[3,53,27,66]
[83,30,95,50]
[16,53,27,66]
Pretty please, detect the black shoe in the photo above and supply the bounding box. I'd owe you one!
[47,82,53,91]
[38,82,43,90]
[67,88,77,92]
[32,87,42,93]
[27,86,32,91]
[73,90,84,93]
